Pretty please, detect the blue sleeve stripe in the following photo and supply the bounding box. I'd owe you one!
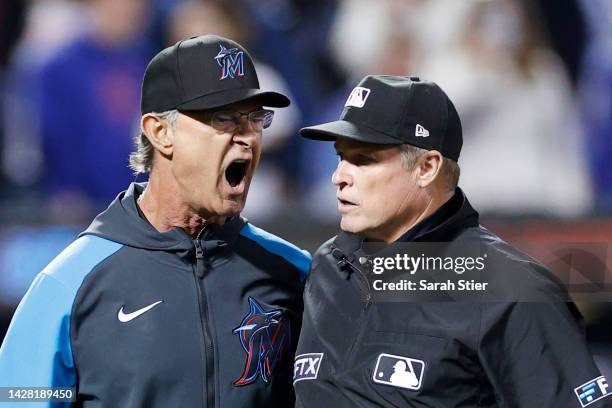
[240,223,312,282]
[0,235,123,391]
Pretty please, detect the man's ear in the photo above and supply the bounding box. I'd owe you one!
[141,114,174,156]
[416,150,443,188]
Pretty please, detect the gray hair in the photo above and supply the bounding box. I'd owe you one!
[398,144,460,191]
[129,109,179,174]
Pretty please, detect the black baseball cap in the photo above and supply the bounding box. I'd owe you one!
[300,75,462,161]
[141,35,290,114]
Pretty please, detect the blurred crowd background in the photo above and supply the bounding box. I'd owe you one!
[0,0,611,375]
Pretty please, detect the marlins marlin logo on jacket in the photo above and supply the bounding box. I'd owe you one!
[233,297,291,386]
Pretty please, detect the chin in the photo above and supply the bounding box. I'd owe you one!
[220,203,244,217]
[341,215,383,239]
[340,216,365,235]
[223,196,248,215]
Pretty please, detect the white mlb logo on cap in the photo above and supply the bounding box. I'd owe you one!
[345,87,371,108]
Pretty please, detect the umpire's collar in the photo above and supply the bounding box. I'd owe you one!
[400,187,479,243]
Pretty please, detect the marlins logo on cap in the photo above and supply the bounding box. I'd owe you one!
[214,45,245,80]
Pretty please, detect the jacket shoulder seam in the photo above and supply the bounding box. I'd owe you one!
[239,223,312,281]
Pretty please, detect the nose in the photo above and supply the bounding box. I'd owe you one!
[332,160,352,188]
[232,123,259,149]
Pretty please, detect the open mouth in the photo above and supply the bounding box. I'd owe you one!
[225,160,249,187]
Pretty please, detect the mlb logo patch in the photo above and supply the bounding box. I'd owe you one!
[345,87,371,108]
[575,376,610,407]
[372,353,425,391]
[294,353,324,384]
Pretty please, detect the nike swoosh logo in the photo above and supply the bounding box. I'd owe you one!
[117,301,163,323]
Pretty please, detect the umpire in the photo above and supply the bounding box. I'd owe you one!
[295,75,610,407]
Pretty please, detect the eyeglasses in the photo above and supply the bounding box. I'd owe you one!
[209,109,274,133]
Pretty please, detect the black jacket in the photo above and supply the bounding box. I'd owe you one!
[0,182,311,407]
[295,189,609,407]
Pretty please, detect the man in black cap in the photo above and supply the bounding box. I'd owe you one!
[294,75,610,407]
[0,35,310,407]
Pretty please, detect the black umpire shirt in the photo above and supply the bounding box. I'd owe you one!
[294,188,611,407]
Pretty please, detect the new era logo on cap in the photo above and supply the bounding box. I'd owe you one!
[415,124,429,137]
[345,87,371,108]
[372,353,425,391]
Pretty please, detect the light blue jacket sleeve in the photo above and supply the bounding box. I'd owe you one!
[0,236,122,408]
[0,273,76,407]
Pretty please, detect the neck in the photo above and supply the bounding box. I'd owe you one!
[138,167,226,238]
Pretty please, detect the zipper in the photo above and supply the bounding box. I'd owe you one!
[193,232,216,408]
[331,245,372,371]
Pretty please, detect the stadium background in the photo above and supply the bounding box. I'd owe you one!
[0,0,610,378]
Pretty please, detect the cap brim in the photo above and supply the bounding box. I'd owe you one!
[300,120,403,144]
[177,88,290,111]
